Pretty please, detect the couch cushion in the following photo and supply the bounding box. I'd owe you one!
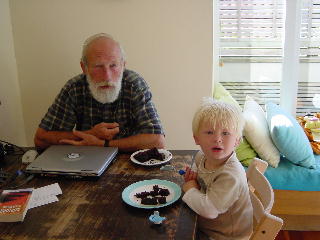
[266,102,315,169]
[235,137,257,167]
[243,96,280,167]
[213,82,242,111]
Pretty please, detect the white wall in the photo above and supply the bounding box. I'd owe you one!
[9,0,213,149]
[0,0,27,146]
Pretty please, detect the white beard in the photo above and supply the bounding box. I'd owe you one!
[87,72,123,104]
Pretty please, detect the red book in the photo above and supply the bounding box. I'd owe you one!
[0,188,33,222]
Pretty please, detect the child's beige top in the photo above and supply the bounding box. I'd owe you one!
[183,151,253,240]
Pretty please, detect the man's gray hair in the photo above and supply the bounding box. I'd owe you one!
[81,33,126,65]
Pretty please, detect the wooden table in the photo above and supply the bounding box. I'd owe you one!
[0,150,197,240]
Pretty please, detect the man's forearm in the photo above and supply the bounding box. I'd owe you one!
[34,128,165,152]
[109,134,165,152]
[34,127,79,149]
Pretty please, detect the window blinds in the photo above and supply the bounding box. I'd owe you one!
[219,0,320,62]
[301,0,320,60]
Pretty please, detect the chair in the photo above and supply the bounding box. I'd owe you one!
[246,158,283,240]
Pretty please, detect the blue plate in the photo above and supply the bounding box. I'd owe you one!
[122,179,181,209]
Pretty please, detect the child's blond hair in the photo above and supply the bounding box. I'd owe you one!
[192,98,244,137]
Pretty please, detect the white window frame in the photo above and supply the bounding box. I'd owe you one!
[281,0,301,114]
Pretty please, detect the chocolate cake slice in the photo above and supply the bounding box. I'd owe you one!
[134,185,170,205]
[141,197,158,205]
[134,148,165,163]
[134,191,150,198]
[158,188,170,196]
[157,196,167,204]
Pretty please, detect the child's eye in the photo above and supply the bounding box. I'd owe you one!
[222,131,230,135]
[206,131,213,135]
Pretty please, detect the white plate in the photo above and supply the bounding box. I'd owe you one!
[130,149,172,166]
[122,179,181,209]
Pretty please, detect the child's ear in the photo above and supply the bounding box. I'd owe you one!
[193,135,200,145]
[235,137,241,147]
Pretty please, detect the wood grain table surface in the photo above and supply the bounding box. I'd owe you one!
[0,149,197,240]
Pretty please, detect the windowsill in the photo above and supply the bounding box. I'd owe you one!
[220,57,320,63]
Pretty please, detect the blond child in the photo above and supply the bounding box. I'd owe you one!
[182,98,253,240]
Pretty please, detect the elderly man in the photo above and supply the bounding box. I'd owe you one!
[34,33,165,151]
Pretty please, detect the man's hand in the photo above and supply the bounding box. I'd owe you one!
[182,180,200,193]
[60,130,104,146]
[88,122,120,140]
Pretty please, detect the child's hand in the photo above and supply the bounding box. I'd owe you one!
[184,166,197,182]
[182,180,200,193]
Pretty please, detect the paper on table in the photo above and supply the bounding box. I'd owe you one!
[28,183,62,209]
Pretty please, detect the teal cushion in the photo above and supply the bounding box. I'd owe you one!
[265,102,315,169]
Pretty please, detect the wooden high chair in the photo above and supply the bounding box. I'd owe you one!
[247,158,283,240]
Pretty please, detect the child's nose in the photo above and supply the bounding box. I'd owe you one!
[213,135,222,143]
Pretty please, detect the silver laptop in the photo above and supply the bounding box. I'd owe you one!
[25,145,118,177]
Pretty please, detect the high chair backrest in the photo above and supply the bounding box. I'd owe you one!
[246,158,283,240]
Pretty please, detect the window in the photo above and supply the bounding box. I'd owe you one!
[219,0,285,62]
[217,0,320,116]
[300,0,320,62]
[219,0,320,63]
